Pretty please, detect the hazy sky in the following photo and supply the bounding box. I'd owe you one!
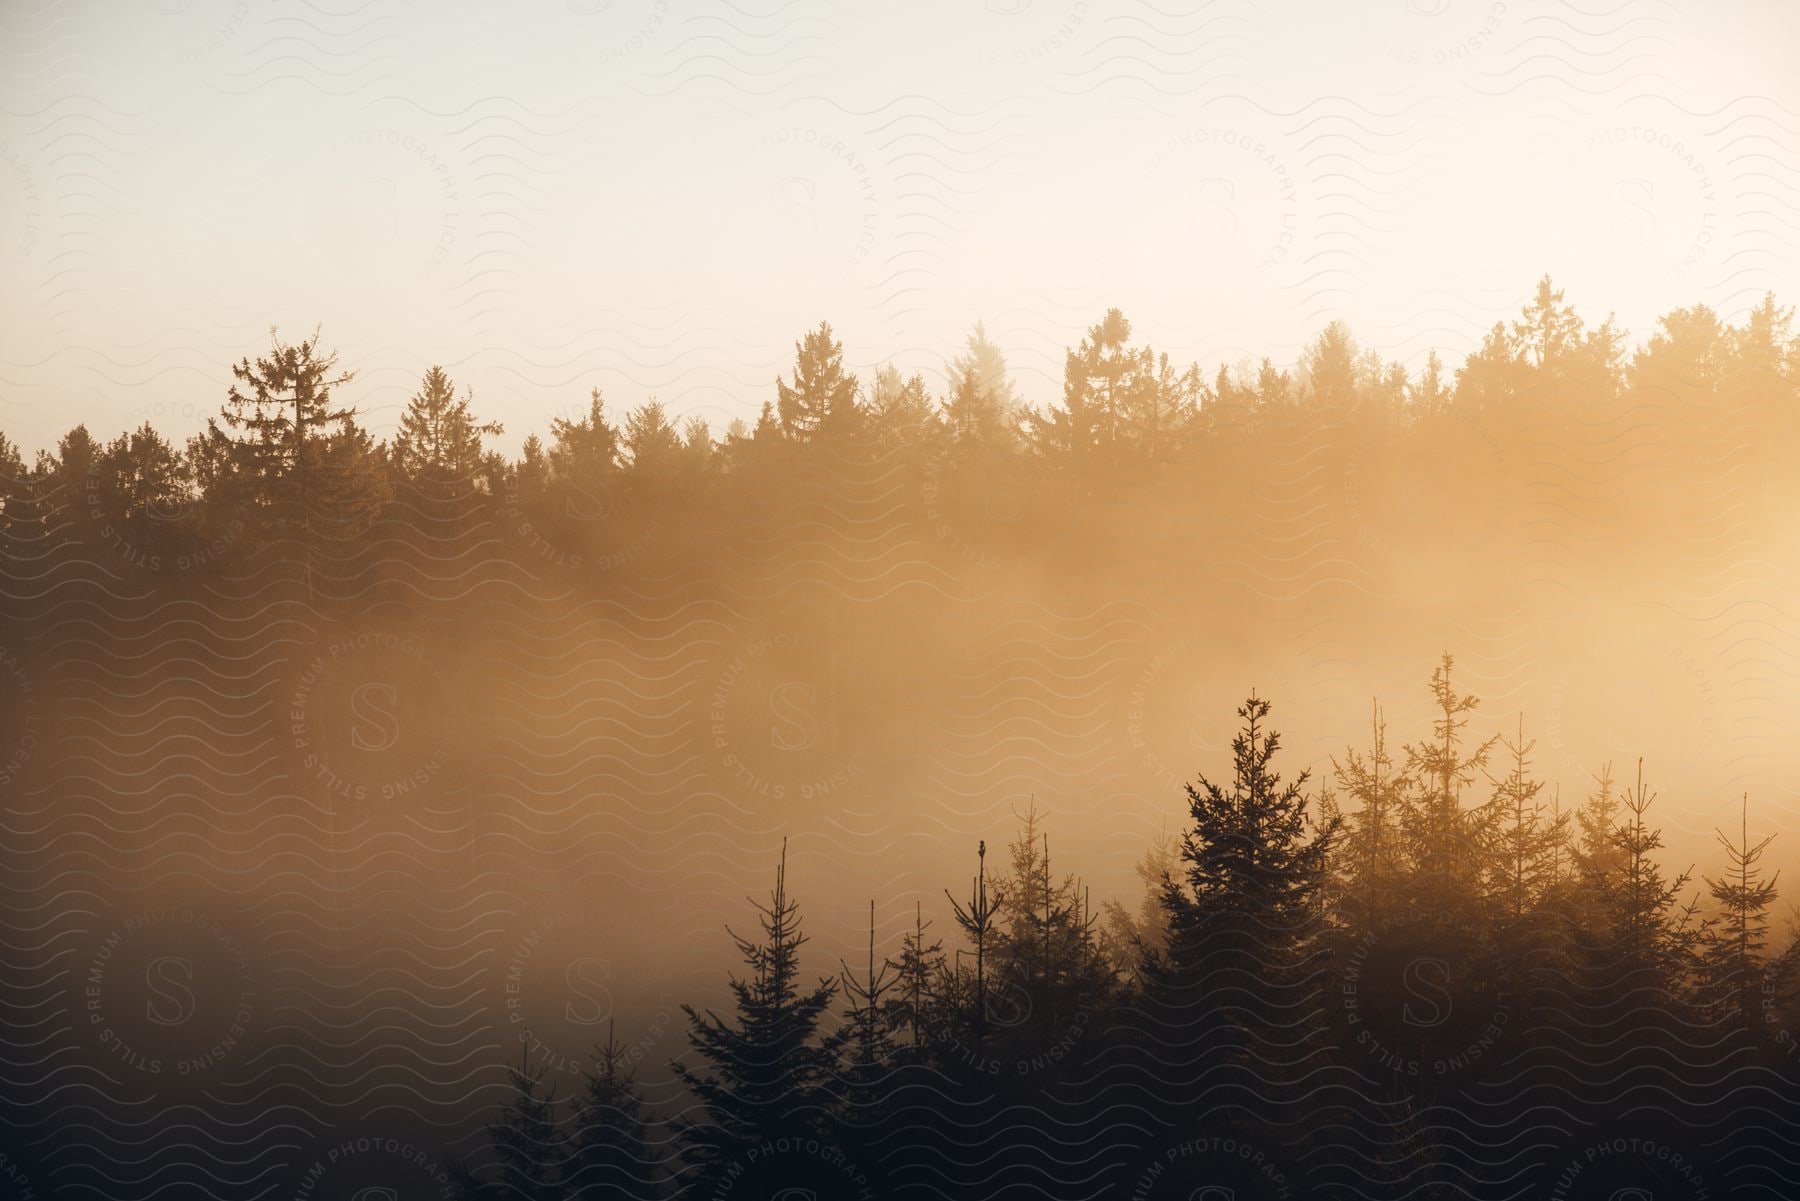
[2,0,1797,455]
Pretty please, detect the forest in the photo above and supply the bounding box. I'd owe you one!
[3,279,1799,1199]
[435,669,1800,1200]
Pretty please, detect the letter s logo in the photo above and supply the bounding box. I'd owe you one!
[1608,1190,1654,1201]
[1402,957,1453,1027]
[774,177,819,242]
[768,682,820,751]
[1189,178,1238,242]
[145,956,196,1026]
[564,957,613,1025]
[349,683,400,752]
[352,1189,400,1201]
[1189,1188,1237,1201]
[1609,178,1657,243]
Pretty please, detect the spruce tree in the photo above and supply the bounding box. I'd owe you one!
[1487,715,1565,924]
[486,1049,567,1201]
[1323,699,1411,926]
[671,843,846,1191]
[564,1023,664,1199]
[940,839,1006,1065]
[1699,795,1780,1038]
[199,325,388,579]
[776,322,861,444]
[943,321,1022,452]
[393,365,502,494]
[1398,653,1501,931]
[1148,693,1340,1102]
[837,900,900,1135]
[885,901,943,1060]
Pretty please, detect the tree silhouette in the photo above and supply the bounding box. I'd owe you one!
[777,321,861,444]
[393,365,503,495]
[563,1023,665,1199]
[1699,794,1780,1038]
[671,842,846,1191]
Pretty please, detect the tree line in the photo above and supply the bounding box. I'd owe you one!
[1,277,1796,588]
[448,657,1799,1200]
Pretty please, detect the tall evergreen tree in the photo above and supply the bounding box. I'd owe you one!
[1322,700,1411,925]
[942,321,1022,452]
[671,843,846,1191]
[1487,715,1564,923]
[199,325,389,574]
[837,900,901,1134]
[1698,795,1780,1038]
[393,365,502,493]
[1398,654,1501,930]
[777,322,861,444]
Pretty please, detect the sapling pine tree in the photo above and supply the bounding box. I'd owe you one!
[1699,795,1781,1038]
[564,1022,665,1199]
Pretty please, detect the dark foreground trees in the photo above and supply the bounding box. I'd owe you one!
[445,663,1800,1199]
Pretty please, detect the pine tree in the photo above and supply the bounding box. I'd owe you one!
[1301,320,1360,414]
[1487,715,1565,923]
[837,900,901,1131]
[777,322,861,443]
[943,321,1022,452]
[1149,693,1340,1097]
[92,423,195,566]
[204,325,353,509]
[885,901,944,1058]
[1101,826,1176,973]
[671,843,846,1190]
[621,401,685,478]
[393,365,502,494]
[490,1049,567,1201]
[1699,795,1780,1038]
[1590,760,1698,989]
[564,1022,665,1199]
[1410,349,1452,417]
[1398,653,1501,931]
[1572,763,1627,884]
[1160,694,1340,949]
[549,389,621,493]
[865,364,938,451]
[988,805,1115,1075]
[941,839,1006,1063]
[1323,699,1411,925]
[1024,309,1141,472]
[199,325,387,579]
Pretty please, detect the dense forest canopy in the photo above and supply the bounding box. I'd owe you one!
[4,280,1800,1198]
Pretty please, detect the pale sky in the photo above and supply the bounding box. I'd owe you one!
[1,0,1796,455]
